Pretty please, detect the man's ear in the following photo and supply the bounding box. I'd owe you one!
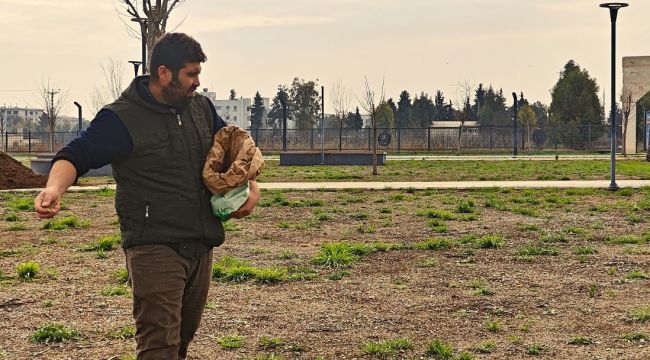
[156,65,172,83]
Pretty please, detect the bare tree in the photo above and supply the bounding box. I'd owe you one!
[620,88,633,156]
[39,79,70,152]
[454,81,474,152]
[116,0,186,72]
[357,77,384,175]
[329,79,353,151]
[91,58,127,116]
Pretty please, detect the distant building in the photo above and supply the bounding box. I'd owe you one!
[1,106,44,133]
[198,88,270,129]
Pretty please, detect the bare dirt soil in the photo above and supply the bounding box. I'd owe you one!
[0,188,649,360]
[0,152,46,190]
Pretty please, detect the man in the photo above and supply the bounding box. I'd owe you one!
[34,33,260,359]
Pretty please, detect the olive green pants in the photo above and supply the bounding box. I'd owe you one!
[125,244,213,360]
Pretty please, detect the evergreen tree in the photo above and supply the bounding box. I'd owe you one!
[376,101,395,128]
[549,60,605,148]
[346,107,364,129]
[530,101,548,129]
[396,90,411,128]
[478,85,509,127]
[229,89,237,100]
[386,98,397,125]
[411,92,435,128]
[434,90,446,120]
[472,83,486,120]
[250,91,265,130]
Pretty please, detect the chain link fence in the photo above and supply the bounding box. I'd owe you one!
[2,125,621,154]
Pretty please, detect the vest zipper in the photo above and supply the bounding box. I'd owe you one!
[139,202,150,238]
[177,114,182,126]
[145,204,150,218]
[177,114,207,239]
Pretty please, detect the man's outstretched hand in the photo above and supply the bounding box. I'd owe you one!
[229,180,261,219]
[34,187,62,219]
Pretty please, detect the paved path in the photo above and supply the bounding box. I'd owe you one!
[261,154,646,161]
[4,179,650,193]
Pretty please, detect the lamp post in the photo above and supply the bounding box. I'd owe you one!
[512,92,518,157]
[600,2,628,191]
[320,85,325,165]
[73,102,82,136]
[128,61,142,78]
[131,17,148,74]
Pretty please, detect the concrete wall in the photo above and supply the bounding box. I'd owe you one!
[622,56,650,154]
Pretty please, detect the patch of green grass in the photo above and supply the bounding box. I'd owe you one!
[327,270,350,281]
[455,199,476,214]
[379,207,392,214]
[526,344,543,355]
[361,337,413,356]
[217,335,245,349]
[539,232,568,243]
[424,339,454,359]
[223,221,240,231]
[625,271,648,280]
[357,225,376,234]
[606,234,648,245]
[416,237,453,251]
[7,223,27,231]
[258,336,286,350]
[316,213,332,221]
[472,340,496,353]
[254,268,286,284]
[4,212,19,222]
[477,234,504,249]
[485,320,501,333]
[108,325,135,340]
[16,261,40,281]
[95,234,121,251]
[622,332,648,342]
[311,243,362,268]
[518,224,540,232]
[428,219,448,233]
[95,186,116,197]
[567,336,593,345]
[42,216,90,230]
[468,279,494,296]
[30,323,80,343]
[113,268,129,284]
[625,213,645,224]
[629,305,650,323]
[285,266,317,281]
[278,250,298,260]
[417,208,456,220]
[101,285,129,296]
[0,249,21,257]
[456,352,475,360]
[574,246,597,255]
[8,198,34,212]
[517,245,560,257]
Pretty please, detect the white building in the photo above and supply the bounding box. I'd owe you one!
[198,88,270,129]
[1,106,44,133]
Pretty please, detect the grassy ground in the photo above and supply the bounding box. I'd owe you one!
[258,159,650,182]
[0,187,649,359]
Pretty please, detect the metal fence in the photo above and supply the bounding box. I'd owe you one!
[1,125,619,154]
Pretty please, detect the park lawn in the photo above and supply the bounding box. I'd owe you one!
[0,187,649,359]
[257,159,650,182]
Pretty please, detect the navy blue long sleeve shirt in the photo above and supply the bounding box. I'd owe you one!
[53,96,226,178]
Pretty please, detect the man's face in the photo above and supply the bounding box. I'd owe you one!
[161,62,201,107]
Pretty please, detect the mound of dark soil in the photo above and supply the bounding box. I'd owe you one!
[0,152,47,190]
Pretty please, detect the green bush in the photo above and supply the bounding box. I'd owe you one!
[16,261,40,281]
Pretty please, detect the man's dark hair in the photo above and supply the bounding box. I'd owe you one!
[149,33,207,81]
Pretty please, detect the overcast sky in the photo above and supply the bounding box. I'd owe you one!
[1,0,649,117]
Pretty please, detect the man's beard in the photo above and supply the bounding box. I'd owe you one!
[161,78,195,107]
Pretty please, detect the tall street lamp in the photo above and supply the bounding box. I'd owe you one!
[600,2,628,191]
[512,92,518,157]
[73,102,82,136]
[131,17,148,74]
